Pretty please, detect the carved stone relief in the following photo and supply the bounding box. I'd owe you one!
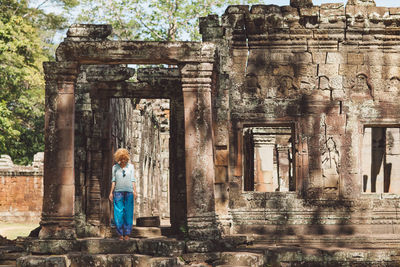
[386,76,400,94]
[349,73,372,98]
[243,73,264,100]
[321,137,340,190]
[276,75,298,98]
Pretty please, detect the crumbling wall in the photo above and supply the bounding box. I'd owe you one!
[200,0,400,235]
[0,153,43,222]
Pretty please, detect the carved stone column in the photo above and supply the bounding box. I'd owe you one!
[180,62,220,240]
[40,62,78,239]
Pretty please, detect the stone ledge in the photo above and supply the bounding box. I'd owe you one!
[16,239,400,266]
[17,253,179,267]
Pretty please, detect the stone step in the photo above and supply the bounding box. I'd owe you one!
[131,227,162,238]
[109,226,175,238]
[17,254,179,267]
[242,234,400,248]
[0,246,25,267]
[213,251,265,267]
[0,253,26,261]
[28,238,186,257]
[240,243,400,266]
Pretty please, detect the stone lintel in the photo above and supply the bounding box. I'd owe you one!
[85,65,135,82]
[90,81,178,99]
[56,41,216,65]
[137,67,180,81]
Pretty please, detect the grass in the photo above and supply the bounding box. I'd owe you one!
[0,222,39,240]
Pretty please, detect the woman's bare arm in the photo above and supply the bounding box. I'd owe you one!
[109,182,116,201]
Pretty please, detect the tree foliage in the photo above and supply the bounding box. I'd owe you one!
[0,1,47,164]
[75,0,258,41]
[0,0,78,164]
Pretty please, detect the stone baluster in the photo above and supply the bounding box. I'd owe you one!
[39,62,79,239]
[180,62,220,240]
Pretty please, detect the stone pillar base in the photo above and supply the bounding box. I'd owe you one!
[39,221,76,240]
[187,213,221,240]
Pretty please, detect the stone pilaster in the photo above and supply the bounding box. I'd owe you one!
[40,62,79,239]
[180,62,220,240]
[301,94,330,197]
[170,96,187,232]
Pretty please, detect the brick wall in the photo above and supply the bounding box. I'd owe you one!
[0,153,44,223]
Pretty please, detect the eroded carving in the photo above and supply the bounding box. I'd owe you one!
[321,137,340,190]
[386,76,400,94]
[350,73,372,98]
[277,75,298,97]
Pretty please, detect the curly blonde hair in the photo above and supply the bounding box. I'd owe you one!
[114,148,130,166]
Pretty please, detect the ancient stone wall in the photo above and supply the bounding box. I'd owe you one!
[200,0,400,235]
[0,154,44,222]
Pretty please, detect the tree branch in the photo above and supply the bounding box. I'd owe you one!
[36,0,50,10]
[138,16,167,41]
[108,0,130,39]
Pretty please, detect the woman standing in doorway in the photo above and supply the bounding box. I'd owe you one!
[109,148,138,240]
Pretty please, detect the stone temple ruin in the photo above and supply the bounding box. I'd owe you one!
[11,0,400,265]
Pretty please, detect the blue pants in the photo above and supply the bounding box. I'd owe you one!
[113,191,134,236]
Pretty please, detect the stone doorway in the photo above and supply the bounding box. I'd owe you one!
[72,65,186,237]
[110,98,171,227]
[40,29,219,240]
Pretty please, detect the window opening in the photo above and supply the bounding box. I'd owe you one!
[362,127,400,194]
[243,126,295,192]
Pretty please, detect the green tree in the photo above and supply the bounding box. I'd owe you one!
[0,0,78,164]
[75,0,258,41]
[0,2,46,164]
